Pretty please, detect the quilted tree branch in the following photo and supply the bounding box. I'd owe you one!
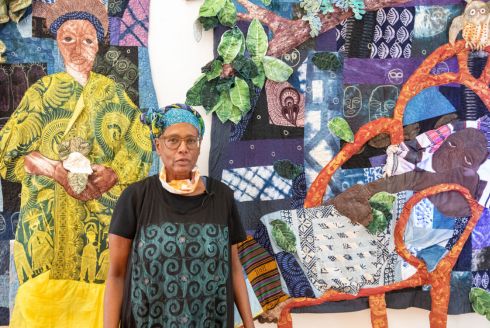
[235,0,412,57]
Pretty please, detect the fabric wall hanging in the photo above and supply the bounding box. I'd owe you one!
[0,0,158,326]
[194,0,490,325]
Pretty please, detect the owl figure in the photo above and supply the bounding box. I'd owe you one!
[449,0,490,51]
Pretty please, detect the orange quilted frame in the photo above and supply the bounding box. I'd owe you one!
[277,40,489,328]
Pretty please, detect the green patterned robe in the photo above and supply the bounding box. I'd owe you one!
[0,71,152,284]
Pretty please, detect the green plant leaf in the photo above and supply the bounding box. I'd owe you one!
[214,91,234,122]
[246,18,268,60]
[367,208,387,234]
[261,0,272,5]
[369,191,396,221]
[232,55,258,80]
[262,56,293,82]
[252,60,266,88]
[470,288,490,319]
[230,77,251,112]
[218,27,244,64]
[198,16,219,30]
[199,0,226,17]
[273,160,303,180]
[218,0,237,27]
[271,220,296,253]
[327,117,354,143]
[216,77,235,93]
[229,105,243,124]
[201,79,220,112]
[185,74,206,106]
[205,60,223,81]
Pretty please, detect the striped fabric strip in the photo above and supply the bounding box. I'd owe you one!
[238,237,289,311]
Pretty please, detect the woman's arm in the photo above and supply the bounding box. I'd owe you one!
[231,244,255,328]
[103,233,132,328]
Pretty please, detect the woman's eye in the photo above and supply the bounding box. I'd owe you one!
[63,36,73,42]
[84,38,93,45]
[464,155,473,166]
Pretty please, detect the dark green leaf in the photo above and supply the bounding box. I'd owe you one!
[185,74,206,106]
[367,209,388,234]
[198,16,219,31]
[273,160,303,180]
[205,60,223,81]
[200,79,220,112]
[312,52,342,71]
[271,220,296,253]
[232,54,258,80]
[216,78,235,93]
[328,117,354,143]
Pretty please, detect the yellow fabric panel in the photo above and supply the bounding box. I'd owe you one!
[10,271,105,328]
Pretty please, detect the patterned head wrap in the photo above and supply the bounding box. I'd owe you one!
[140,104,205,140]
[44,0,109,42]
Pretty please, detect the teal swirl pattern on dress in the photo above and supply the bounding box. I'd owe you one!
[131,223,229,327]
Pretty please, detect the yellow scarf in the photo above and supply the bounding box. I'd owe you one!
[159,166,201,195]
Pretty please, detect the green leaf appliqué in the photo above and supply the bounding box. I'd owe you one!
[271,220,296,253]
[327,117,354,143]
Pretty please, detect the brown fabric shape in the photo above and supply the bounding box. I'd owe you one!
[329,128,488,225]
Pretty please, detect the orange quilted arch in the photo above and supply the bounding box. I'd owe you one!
[281,39,490,328]
[305,39,490,207]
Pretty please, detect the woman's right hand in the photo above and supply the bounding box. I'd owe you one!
[326,183,374,226]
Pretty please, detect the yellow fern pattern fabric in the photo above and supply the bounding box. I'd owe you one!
[0,71,152,284]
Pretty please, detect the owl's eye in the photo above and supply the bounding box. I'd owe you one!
[470,9,476,15]
[480,8,486,14]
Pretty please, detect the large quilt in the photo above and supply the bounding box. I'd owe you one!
[204,0,490,321]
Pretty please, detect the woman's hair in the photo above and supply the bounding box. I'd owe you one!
[45,0,109,42]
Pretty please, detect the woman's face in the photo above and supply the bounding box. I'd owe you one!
[57,19,99,79]
[155,123,201,180]
[432,128,488,172]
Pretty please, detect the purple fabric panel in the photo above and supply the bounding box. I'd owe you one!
[109,17,121,46]
[472,209,490,250]
[225,138,304,169]
[369,154,387,167]
[343,58,424,85]
[403,0,461,6]
[344,57,460,86]
[315,30,337,52]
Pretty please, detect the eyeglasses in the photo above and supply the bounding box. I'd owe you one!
[161,136,201,150]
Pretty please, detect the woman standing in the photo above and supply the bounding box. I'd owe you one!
[104,104,255,327]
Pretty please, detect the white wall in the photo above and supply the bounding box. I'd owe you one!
[148,1,489,327]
